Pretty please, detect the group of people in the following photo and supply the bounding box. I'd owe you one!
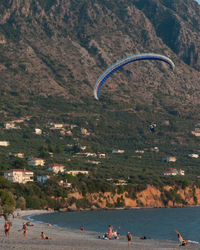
[3,219,189,246]
[102,225,120,240]
[102,225,132,245]
[4,220,50,240]
[101,225,189,246]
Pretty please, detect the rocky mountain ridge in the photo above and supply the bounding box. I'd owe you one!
[0,0,200,115]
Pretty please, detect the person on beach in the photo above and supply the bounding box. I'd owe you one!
[22,222,28,238]
[175,231,189,246]
[4,221,10,237]
[112,229,119,239]
[127,232,132,245]
[41,232,51,240]
[108,225,112,240]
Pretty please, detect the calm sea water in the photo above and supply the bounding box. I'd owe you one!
[29,207,200,242]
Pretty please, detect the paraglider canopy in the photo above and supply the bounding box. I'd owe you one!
[94,53,175,100]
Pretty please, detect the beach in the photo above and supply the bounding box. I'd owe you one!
[0,210,198,250]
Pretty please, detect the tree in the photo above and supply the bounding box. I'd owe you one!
[16,197,26,210]
[0,190,15,220]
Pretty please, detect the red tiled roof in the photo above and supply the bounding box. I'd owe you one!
[48,163,65,168]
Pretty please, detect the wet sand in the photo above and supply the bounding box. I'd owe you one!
[0,210,198,250]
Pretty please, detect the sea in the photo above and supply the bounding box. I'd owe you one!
[29,206,200,243]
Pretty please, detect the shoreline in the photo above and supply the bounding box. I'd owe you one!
[0,209,198,249]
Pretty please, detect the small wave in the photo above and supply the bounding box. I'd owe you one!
[188,240,199,244]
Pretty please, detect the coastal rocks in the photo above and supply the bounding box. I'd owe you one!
[67,203,77,211]
[59,208,68,212]
[64,185,200,210]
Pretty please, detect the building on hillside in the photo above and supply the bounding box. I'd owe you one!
[135,150,145,154]
[81,128,90,136]
[191,128,200,137]
[163,168,185,176]
[163,168,178,176]
[114,179,128,186]
[87,160,101,165]
[4,122,17,129]
[188,153,199,159]
[106,178,114,183]
[98,153,106,158]
[28,158,45,167]
[49,123,64,129]
[48,163,65,174]
[112,149,125,154]
[67,170,89,176]
[80,146,86,151]
[14,153,24,158]
[0,141,10,146]
[37,175,50,183]
[151,146,159,153]
[165,156,177,162]
[179,169,185,176]
[35,128,42,135]
[58,180,72,189]
[66,130,72,136]
[4,169,34,184]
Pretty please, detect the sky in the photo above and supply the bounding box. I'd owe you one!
[196,0,200,3]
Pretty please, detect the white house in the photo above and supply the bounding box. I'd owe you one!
[37,175,50,183]
[191,129,200,137]
[179,169,185,176]
[48,163,65,174]
[81,128,90,136]
[165,156,177,162]
[67,170,89,176]
[4,122,17,129]
[98,153,106,158]
[4,169,34,184]
[50,123,64,129]
[58,180,72,189]
[114,179,128,186]
[35,128,42,135]
[188,153,199,159]
[151,147,159,153]
[14,153,24,158]
[0,141,10,146]
[28,158,45,167]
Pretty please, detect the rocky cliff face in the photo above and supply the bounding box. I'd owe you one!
[0,0,200,109]
[66,185,200,210]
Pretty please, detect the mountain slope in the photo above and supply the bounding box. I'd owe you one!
[0,0,200,112]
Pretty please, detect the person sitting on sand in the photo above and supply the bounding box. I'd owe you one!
[41,232,51,240]
[127,232,132,245]
[103,232,108,240]
[4,221,10,237]
[26,221,34,226]
[112,229,119,239]
[175,231,189,246]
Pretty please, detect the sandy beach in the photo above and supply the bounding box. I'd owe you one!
[0,210,198,250]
